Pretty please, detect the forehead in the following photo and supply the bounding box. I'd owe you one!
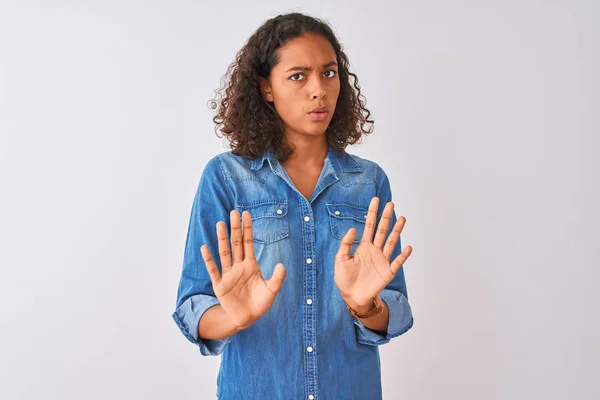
[275,32,337,67]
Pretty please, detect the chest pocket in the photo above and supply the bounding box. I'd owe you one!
[326,202,369,244]
[234,200,289,244]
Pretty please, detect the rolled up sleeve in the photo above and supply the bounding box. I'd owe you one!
[354,164,415,346]
[354,287,414,346]
[172,294,232,356]
[172,156,236,356]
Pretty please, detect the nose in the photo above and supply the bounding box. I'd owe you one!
[309,76,327,99]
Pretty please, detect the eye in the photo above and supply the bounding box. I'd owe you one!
[324,70,338,78]
[290,73,304,81]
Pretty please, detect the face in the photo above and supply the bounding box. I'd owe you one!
[259,32,340,140]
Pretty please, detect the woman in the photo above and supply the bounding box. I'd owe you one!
[172,12,414,400]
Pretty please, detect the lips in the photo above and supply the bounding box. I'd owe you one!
[308,111,328,121]
[308,105,329,121]
[309,106,328,113]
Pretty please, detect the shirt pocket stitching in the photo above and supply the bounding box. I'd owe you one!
[234,200,289,244]
[325,202,369,244]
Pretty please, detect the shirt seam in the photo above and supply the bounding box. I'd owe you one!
[215,155,236,206]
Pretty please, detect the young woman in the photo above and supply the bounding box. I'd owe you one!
[172,12,414,400]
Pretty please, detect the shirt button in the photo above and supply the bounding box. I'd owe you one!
[276,209,283,215]
[307,346,313,353]
[306,298,313,305]
[306,258,312,264]
[309,395,315,400]
[334,210,340,216]
[304,216,310,222]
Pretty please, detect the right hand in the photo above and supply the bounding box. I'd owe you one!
[201,210,287,331]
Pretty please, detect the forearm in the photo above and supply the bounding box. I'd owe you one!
[348,296,389,334]
[198,304,241,340]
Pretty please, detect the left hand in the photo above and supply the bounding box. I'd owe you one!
[334,196,413,313]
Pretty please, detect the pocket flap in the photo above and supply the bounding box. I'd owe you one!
[326,202,368,223]
[235,200,288,220]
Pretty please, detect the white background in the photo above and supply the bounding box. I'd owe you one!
[1,1,598,399]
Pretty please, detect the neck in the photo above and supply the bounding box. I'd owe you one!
[282,134,329,169]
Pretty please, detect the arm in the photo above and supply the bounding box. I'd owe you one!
[198,304,241,340]
[171,156,237,356]
[349,295,390,334]
[353,165,414,346]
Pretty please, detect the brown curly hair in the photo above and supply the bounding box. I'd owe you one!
[209,12,374,162]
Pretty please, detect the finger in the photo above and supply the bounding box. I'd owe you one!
[335,228,356,263]
[373,202,394,249]
[382,216,406,260]
[265,263,287,294]
[242,211,256,260]
[201,245,221,286]
[216,221,232,273]
[360,197,379,243]
[230,209,243,264]
[390,245,412,275]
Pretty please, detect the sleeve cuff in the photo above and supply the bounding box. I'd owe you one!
[354,288,414,346]
[172,294,233,356]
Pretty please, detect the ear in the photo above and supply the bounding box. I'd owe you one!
[258,77,274,102]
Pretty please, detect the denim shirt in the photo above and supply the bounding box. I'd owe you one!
[172,145,414,400]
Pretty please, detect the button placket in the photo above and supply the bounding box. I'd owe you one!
[299,200,317,399]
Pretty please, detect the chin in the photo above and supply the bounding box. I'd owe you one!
[303,124,330,136]
[285,121,330,138]
[303,129,328,137]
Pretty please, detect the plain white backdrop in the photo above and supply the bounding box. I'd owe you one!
[0,1,598,399]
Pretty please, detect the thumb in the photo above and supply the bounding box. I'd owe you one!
[335,228,356,263]
[265,263,286,294]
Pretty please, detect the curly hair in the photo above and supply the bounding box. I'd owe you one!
[209,12,374,162]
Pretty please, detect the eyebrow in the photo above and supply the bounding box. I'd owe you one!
[285,61,338,72]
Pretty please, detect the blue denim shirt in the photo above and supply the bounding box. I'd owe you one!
[172,145,414,399]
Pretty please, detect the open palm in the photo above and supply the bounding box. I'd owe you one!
[334,197,412,309]
[201,210,287,330]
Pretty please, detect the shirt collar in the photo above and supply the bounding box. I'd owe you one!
[249,144,363,175]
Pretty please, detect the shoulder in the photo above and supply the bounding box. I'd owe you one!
[202,150,256,178]
[342,150,387,184]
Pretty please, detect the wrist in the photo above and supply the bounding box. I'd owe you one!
[346,296,378,316]
[220,307,247,335]
[227,319,242,335]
